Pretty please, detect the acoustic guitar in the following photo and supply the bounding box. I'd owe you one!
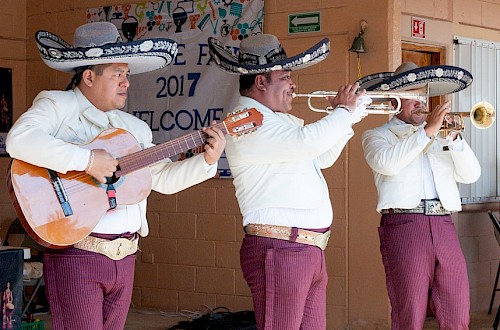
[7,108,263,248]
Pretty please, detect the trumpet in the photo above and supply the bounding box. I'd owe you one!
[292,85,429,114]
[417,101,495,132]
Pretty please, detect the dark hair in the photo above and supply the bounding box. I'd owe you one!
[239,72,272,95]
[65,64,113,91]
[90,63,112,75]
[239,74,256,94]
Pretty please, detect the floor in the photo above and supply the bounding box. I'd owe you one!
[33,308,188,329]
[424,311,497,329]
[31,308,498,329]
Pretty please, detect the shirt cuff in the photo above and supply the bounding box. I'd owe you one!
[68,148,92,171]
[416,128,432,146]
[332,106,357,124]
[447,135,465,151]
[204,160,218,176]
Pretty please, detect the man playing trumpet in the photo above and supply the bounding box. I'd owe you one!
[360,62,481,330]
[208,34,370,329]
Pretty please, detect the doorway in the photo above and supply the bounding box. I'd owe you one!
[402,43,445,111]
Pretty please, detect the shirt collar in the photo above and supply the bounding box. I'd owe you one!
[75,87,113,128]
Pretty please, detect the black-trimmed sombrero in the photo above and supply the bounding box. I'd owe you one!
[36,22,178,74]
[208,34,330,75]
[357,62,473,97]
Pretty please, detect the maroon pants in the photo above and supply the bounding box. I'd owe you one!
[379,213,469,330]
[240,230,328,330]
[43,248,135,330]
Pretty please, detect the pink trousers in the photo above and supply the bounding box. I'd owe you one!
[379,213,469,330]
[240,229,328,330]
[43,248,135,330]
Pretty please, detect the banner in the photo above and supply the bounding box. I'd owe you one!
[88,0,264,177]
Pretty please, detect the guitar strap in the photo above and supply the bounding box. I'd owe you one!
[106,183,117,209]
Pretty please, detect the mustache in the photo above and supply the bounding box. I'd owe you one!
[413,106,426,113]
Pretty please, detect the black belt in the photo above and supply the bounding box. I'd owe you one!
[381,199,451,216]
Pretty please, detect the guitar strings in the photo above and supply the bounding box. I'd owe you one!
[118,129,211,175]
[49,122,228,196]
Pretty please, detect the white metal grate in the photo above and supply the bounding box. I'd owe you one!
[454,37,499,202]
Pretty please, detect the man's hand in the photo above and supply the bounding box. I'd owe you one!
[202,120,226,165]
[327,82,365,112]
[424,100,451,137]
[326,82,368,124]
[86,149,119,184]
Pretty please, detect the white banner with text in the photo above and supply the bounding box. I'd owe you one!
[88,0,264,177]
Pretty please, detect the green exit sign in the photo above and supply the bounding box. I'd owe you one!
[288,12,321,34]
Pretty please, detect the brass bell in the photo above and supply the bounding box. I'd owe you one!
[350,20,368,53]
[349,32,366,53]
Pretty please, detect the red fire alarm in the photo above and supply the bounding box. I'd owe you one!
[412,17,426,39]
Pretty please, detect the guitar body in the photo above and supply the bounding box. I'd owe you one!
[8,128,152,248]
[7,108,264,249]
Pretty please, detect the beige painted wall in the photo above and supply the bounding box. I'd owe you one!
[0,0,27,230]
[0,0,499,329]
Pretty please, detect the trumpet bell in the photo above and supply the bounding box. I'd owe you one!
[434,101,496,133]
[471,101,495,129]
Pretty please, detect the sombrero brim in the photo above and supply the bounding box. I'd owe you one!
[208,37,330,75]
[357,72,393,90]
[357,65,473,97]
[35,30,178,74]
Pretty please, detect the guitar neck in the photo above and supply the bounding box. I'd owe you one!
[115,122,227,177]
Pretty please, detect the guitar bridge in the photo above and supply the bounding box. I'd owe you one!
[47,169,73,216]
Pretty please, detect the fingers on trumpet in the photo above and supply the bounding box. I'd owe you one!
[326,83,365,112]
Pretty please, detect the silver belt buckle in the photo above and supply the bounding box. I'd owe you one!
[313,230,331,250]
[97,238,137,260]
[424,200,448,215]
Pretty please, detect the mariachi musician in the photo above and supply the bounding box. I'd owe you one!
[360,62,481,330]
[5,22,225,329]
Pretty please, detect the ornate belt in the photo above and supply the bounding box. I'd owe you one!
[381,199,451,216]
[74,235,139,260]
[244,224,331,250]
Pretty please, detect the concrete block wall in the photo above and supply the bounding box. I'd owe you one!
[457,211,500,312]
[134,182,255,313]
[0,0,27,241]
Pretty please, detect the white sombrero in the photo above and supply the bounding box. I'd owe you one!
[357,62,473,97]
[36,22,178,74]
[208,34,330,75]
